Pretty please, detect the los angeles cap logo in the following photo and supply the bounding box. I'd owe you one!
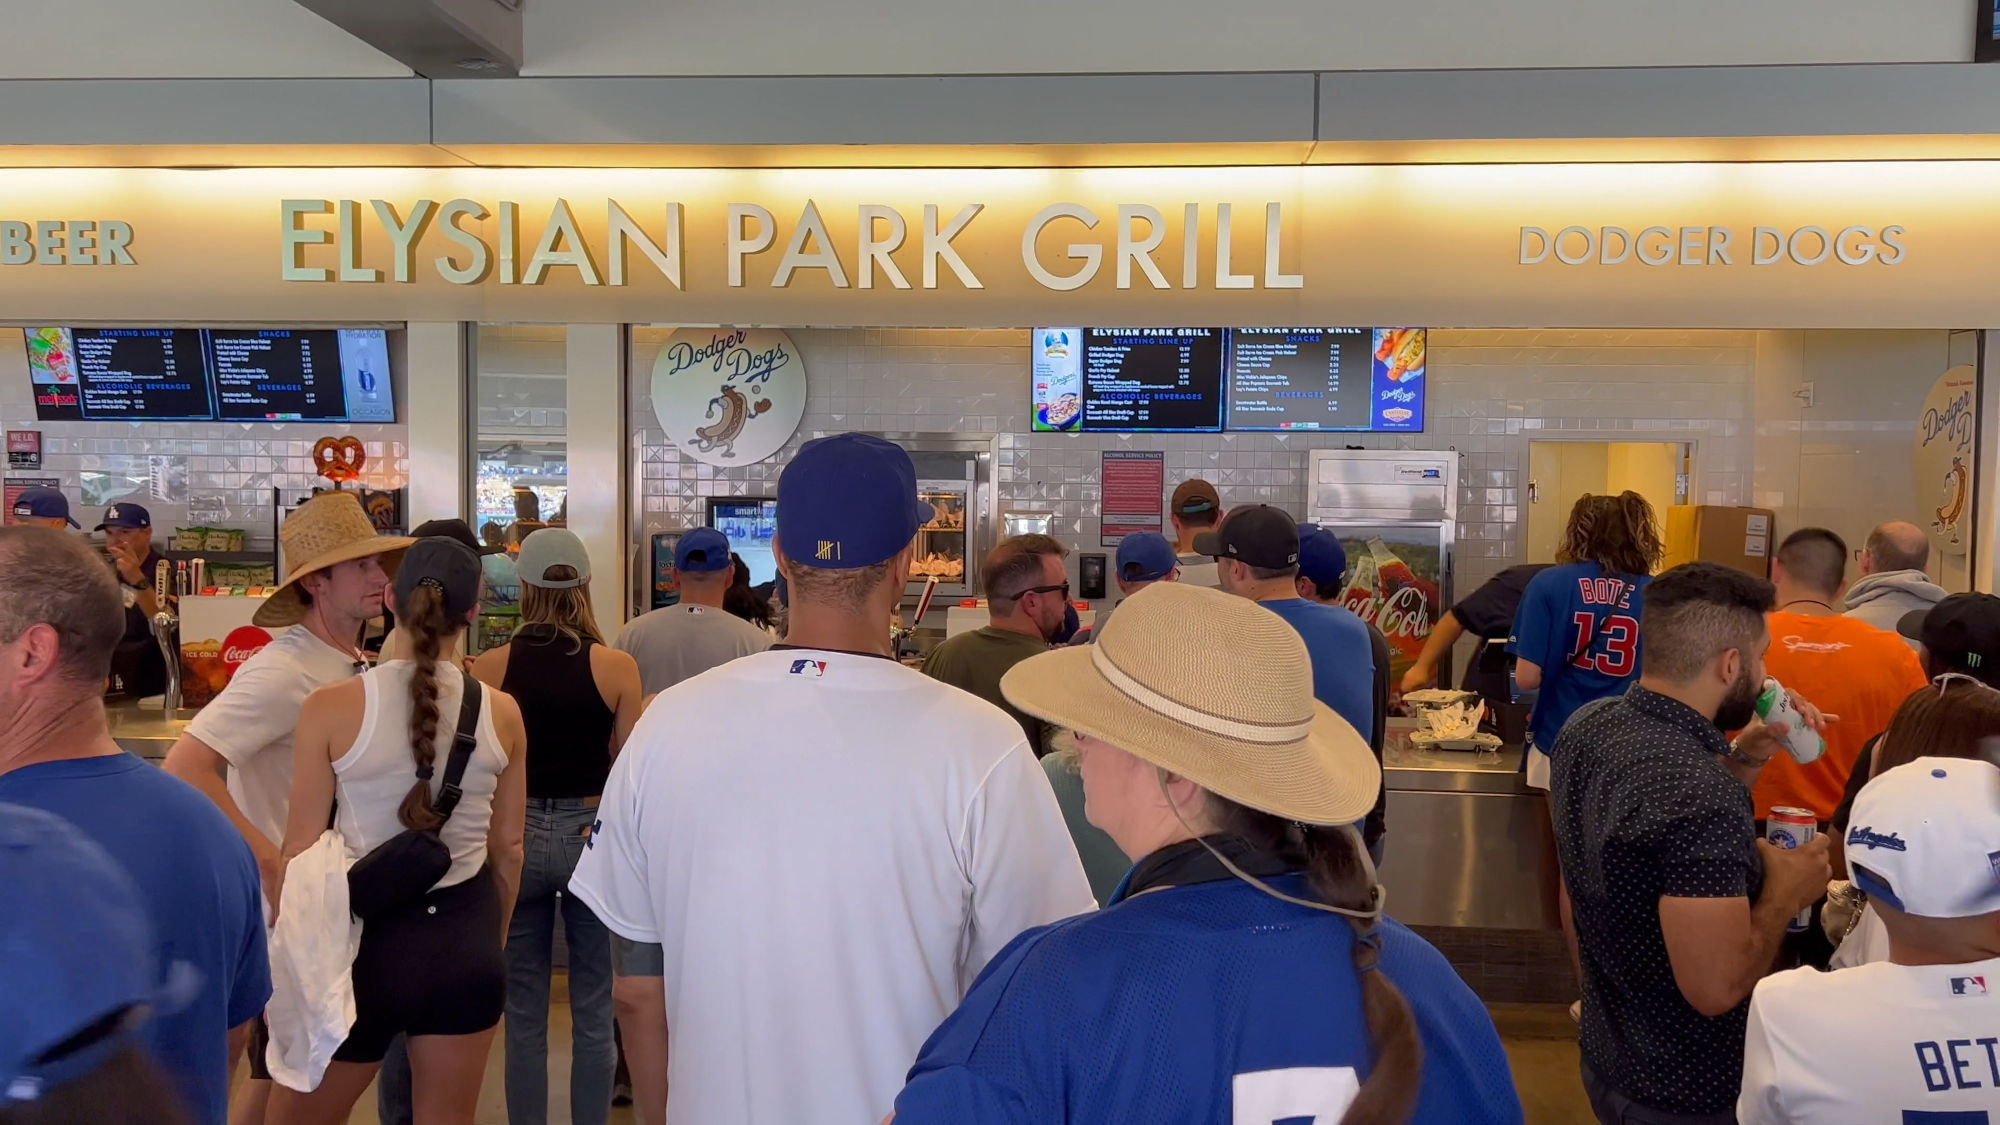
[1846,826,1908,852]
[789,659,828,678]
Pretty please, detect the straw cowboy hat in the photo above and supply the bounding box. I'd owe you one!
[1002,582,1378,825]
[253,492,414,628]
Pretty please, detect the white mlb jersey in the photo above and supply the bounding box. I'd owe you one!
[1739,954,2000,1124]
[567,647,1095,1125]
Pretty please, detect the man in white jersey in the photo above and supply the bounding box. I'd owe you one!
[615,526,772,696]
[163,492,410,1125]
[1739,755,2000,1124]
[569,432,1094,1125]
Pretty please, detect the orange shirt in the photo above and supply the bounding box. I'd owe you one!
[1752,611,1927,820]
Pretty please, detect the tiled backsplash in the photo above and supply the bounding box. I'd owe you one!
[630,327,1768,598]
[0,329,409,548]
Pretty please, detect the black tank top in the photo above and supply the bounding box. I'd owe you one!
[502,625,616,799]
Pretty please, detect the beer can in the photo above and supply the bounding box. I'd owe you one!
[1767,807,1818,932]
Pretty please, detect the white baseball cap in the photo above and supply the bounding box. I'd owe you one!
[1846,756,2000,920]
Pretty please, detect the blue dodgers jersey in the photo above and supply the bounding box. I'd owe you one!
[1508,562,1651,752]
[0,755,269,1125]
[895,877,1523,1125]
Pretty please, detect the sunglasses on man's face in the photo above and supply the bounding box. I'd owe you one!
[1004,582,1070,603]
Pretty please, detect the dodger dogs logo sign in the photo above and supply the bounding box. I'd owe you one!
[1914,364,1976,557]
[650,327,807,467]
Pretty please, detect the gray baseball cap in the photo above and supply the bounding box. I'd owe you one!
[516,528,592,589]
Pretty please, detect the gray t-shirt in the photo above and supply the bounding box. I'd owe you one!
[615,603,774,696]
[1175,551,1220,589]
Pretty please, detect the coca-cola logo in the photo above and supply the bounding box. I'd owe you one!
[222,626,273,669]
[1375,584,1433,639]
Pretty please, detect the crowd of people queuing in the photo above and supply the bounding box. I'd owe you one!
[1,435,1996,1125]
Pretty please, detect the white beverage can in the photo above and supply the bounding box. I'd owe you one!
[1754,677,1824,765]
[1767,807,1818,932]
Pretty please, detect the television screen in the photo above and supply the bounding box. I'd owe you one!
[210,328,394,422]
[25,326,395,423]
[706,498,778,586]
[1227,327,1427,432]
[29,328,215,422]
[1080,327,1225,433]
[1030,327,1084,431]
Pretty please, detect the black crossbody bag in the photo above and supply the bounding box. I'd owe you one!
[345,670,483,921]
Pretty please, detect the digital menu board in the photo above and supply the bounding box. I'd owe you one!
[211,330,347,421]
[1226,327,1427,433]
[1080,328,1225,432]
[25,327,395,423]
[27,328,215,422]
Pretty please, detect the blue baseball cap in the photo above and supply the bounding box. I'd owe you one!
[777,434,934,570]
[0,803,175,1105]
[1114,532,1178,583]
[1297,524,1350,589]
[93,502,151,532]
[11,488,77,528]
[674,527,733,574]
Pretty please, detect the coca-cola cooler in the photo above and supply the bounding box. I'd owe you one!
[1306,449,1458,684]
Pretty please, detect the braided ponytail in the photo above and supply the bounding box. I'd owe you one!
[1211,799,1423,1125]
[395,582,453,832]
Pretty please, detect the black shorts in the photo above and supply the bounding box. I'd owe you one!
[333,867,505,1064]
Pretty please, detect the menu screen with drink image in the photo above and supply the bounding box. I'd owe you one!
[1227,327,1426,432]
[1080,327,1225,432]
[28,328,216,422]
[1030,327,1084,431]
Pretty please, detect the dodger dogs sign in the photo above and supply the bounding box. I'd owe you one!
[649,327,806,467]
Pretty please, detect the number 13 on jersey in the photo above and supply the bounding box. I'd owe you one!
[1571,611,1639,677]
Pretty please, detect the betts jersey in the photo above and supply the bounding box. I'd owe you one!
[1509,562,1651,752]
[1740,955,2000,1124]
[893,877,1524,1125]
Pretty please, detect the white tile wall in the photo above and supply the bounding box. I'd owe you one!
[0,328,409,547]
[629,326,1764,599]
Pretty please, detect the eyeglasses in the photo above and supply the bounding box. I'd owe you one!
[999,582,1070,602]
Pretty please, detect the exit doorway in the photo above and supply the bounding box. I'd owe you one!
[1525,440,1691,564]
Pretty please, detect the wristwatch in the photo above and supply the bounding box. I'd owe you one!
[1723,740,1766,767]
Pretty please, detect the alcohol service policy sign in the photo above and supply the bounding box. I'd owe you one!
[650,327,807,467]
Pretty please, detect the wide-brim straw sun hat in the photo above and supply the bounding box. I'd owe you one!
[253,492,415,627]
[1002,581,1379,825]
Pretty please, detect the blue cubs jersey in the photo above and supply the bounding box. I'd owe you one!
[1508,561,1651,752]
[893,876,1524,1125]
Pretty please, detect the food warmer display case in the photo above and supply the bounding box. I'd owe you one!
[889,434,996,602]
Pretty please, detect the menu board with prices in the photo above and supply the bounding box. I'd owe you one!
[210,330,348,421]
[31,329,216,422]
[1082,328,1225,433]
[1227,327,1427,432]
[1227,328,1374,431]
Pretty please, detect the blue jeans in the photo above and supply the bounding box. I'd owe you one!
[504,798,616,1125]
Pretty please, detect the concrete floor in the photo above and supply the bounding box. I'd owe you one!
[333,983,1593,1123]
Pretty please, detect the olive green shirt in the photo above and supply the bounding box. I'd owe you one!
[920,625,1051,754]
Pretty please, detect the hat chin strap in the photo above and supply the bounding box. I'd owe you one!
[1155,772,1386,930]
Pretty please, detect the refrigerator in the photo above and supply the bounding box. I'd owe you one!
[1304,448,1459,684]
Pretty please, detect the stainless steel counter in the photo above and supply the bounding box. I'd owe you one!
[106,701,192,761]
[1377,719,1561,932]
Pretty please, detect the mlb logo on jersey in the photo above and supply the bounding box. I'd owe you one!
[789,659,828,677]
[1951,976,1987,996]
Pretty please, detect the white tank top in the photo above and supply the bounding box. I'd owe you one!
[333,661,509,891]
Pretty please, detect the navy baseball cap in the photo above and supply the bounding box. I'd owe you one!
[12,488,77,528]
[93,502,151,532]
[1297,524,1349,589]
[1115,532,1178,583]
[674,527,734,573]
[777,434,934,570]
[0,803,175,1105]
